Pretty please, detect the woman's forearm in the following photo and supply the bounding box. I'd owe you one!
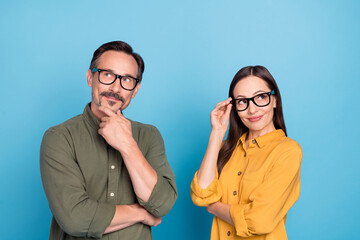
[197,130,225,189]
[207,202,234,226]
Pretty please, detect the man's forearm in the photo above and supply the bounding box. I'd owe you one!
[117,140,158,202]
[104,204,161,234]
[104,204,143,234]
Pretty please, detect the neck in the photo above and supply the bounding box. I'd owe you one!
[90,102,106,120]
[247,124,276,141]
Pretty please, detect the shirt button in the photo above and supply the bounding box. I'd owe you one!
[238,171,242,176]
[252,139,256,144]
[233,191,237,195]
[111,165,115,170]
[110,192,115,197]
[227,231,231,236]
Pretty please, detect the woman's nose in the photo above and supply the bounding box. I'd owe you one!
[247,100,258,114]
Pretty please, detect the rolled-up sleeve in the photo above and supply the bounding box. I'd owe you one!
[190,170,223,206]
[230,142,302,237]
[137,126,177,217]
[40,129,115,239]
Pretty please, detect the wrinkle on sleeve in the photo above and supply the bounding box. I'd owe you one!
[40,129,115,239]
[230,142,302,237]
[137,126,177,217]
[190,171,223,206]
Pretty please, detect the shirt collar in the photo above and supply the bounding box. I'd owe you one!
[83,103,100,130]
[239,129,285,148]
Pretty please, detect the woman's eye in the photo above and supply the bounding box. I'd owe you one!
[256,94,267,100]
[237,99,247,105]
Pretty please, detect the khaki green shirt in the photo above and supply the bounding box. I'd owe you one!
[40,104,177,239]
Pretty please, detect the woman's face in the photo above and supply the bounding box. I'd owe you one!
[233,76,276,136]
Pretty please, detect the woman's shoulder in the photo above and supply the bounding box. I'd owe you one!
[274,135,302,156]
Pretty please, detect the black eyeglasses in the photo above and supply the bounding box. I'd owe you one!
[92,68,139,91]
[231,90,275,111]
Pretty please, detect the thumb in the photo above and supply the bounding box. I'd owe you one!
[116,109,124,117]
[225,103,232,116]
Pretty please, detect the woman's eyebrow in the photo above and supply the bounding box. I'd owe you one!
[253,90,268,95]
[235,89,268,98]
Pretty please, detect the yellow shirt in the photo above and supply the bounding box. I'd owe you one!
[191,130,302,240]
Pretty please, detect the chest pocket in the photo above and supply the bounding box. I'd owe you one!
[239,174,264,203]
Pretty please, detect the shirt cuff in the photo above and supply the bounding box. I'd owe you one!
[137,172,176,217]
[190,171,222,206]
[230,203,254,237]
[87,202,116,239]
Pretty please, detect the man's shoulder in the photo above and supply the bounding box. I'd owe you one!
[130,120,163,142]
[131,120,157,131]
[45,113,85,137]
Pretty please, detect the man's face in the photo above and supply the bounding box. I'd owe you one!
[86,50,140,119]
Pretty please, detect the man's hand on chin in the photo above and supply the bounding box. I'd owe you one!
[98,105,135,153]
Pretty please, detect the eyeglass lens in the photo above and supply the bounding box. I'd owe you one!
[235,93,271,111]
[99,70,137,90]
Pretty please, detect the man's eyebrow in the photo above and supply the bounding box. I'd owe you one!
[99,68,137,78]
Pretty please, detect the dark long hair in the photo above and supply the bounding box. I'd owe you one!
[217,66,287,174]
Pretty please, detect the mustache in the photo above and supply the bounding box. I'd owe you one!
[100,91,125,102]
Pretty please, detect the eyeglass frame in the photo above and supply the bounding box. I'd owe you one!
[230,90,275,112]
[91,68,140,91]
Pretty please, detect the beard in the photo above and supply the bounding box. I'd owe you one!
[94,91,126,112]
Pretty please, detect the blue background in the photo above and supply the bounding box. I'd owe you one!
[1,0,359,239]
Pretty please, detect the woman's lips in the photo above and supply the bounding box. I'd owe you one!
[248,115,263,122]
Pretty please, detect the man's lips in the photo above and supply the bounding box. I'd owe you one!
[105,95,120,101]
[248,115,263,122]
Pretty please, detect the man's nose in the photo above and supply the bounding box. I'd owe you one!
[109,77,122,92]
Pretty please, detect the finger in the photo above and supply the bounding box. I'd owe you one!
[222,103,232,120]
[98,105,116,117]
[225,102,232,115]
[98,128,103,136]
[116,109,125,119]
[99,122,106,128]
[226,97,232,105]
[214,101,227,108]
[100,116,109,122]
[214,98,232,110]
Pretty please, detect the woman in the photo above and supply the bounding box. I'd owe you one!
[191,66,302,240]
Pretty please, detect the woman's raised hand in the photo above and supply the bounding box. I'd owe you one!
[210,98,232,136]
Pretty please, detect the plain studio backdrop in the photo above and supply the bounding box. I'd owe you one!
[1,1,359,239]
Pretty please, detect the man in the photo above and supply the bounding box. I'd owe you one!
[40,41,177,239]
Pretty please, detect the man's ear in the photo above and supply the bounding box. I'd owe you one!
[131,83,141,99]
[86,69,93,87]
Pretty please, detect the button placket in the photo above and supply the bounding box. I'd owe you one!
[107,147,120,202]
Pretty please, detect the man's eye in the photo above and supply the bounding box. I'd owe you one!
[104,72,113,78]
